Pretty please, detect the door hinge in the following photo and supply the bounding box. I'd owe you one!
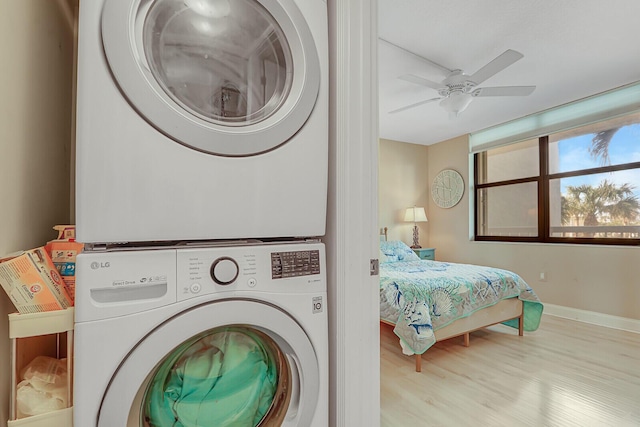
[370,258,379,276]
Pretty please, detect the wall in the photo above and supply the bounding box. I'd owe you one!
[378,138,429,245]
[426,135,640,321]
[0,1,76,424]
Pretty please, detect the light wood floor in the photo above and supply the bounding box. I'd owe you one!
[380,315,640,427]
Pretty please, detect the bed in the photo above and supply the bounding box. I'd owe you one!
[379,235,543,372]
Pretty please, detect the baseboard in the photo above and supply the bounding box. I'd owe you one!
[543,303,640,334]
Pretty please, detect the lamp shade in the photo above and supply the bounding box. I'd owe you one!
[404,206,428,223]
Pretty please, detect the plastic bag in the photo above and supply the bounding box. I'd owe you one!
[16,356,68,417]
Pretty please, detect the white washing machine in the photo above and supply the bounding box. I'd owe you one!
[73,241,327,426]
[75,0,328,244]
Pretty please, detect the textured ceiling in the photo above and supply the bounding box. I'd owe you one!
[378,0,640,145]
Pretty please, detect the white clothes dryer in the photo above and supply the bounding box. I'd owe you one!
[75,0,328,244]
[73,241,328,426]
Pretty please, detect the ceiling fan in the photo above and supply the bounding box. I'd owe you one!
[390,49,536,117]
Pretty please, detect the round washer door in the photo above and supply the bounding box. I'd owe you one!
[102,0,320,156]
[97,300,320,426]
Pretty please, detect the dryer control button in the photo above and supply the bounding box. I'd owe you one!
[190,283,201,293]
[247,278,257,288]
[211,257,239,285]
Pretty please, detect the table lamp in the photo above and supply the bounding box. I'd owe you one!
[404,206,428,248]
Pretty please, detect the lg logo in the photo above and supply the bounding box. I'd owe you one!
[90,261,111,270]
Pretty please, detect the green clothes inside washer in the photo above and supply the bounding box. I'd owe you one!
[142,327,290,427]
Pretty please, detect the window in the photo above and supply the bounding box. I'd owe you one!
[474,111,640,245]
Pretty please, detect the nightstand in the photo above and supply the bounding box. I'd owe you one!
[412,247,436,260]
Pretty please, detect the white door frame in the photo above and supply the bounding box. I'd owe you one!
[327,0,379,426]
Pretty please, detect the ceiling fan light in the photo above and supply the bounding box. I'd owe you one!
[439,92,473,116]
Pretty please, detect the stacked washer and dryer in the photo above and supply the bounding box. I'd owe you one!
[73,0,328,425]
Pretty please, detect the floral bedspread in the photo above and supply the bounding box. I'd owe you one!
[380,256,543,355]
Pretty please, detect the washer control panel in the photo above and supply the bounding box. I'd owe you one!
[176,242,325,302]
[75,242,326,321]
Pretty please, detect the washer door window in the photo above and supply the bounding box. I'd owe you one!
[142,327,290,426]
[97,301,320,426]
[102,0,320,156]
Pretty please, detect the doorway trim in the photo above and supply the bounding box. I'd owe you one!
[327,0,380,425]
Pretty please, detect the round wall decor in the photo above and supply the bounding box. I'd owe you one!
[432,169,464,208]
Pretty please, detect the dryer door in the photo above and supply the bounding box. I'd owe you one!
[98,300,320,426]
[101,0,320,156]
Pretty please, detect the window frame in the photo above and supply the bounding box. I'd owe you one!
[474,136,640,246]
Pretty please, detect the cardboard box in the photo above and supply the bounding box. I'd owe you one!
[0,248,73,313]
[44,240,83,303]
[52,225,76,241]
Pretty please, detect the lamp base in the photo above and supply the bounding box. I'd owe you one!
[411,225,421,249]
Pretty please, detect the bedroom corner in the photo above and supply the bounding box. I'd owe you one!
[378,138,430,247]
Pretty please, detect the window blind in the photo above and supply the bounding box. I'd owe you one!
[469,81,640,154]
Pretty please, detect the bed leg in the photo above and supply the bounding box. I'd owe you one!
[463,332,470,347]
[519,314,524,336]
[415,354,422,372]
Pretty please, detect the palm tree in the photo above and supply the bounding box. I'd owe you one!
[563,184,602,226]
[562,180,640,227]
[561,192,588,225]
[589,128,619,165]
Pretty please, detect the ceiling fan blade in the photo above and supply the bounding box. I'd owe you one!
[472,86,536,97]
[389,97,441,114]
[399,74,445,91]
[379,38,454,75]
[468,49,524,85]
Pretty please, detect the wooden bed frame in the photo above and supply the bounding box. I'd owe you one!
[381,298,524,372]
[379,227,524,372]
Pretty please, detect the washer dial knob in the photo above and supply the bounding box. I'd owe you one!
[210,257,239,285]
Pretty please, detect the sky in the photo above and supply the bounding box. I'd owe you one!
[555,124,640,198]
